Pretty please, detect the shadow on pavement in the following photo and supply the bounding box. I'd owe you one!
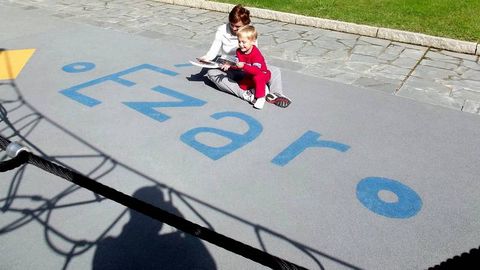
[92,185,216,270]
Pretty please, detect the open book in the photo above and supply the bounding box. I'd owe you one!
[189,57,237,69]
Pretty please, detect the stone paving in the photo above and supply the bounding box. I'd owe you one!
[3,0,480,114]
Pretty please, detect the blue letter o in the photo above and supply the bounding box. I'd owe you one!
[356,177,422,218]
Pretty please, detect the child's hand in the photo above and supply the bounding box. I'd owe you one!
[236,62,245,69]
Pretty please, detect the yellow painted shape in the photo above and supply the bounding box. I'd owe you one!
[0,49,36,80]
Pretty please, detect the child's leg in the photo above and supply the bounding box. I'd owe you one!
[252,72,271,98]
[252,72,271,109]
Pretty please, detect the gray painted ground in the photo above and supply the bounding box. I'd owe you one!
[1,4,480,270]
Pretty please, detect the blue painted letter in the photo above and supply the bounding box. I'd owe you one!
[271,130,350,166]
[180,111,262,160]
[356,177,422,218]
[123,85,206,122]
[59,64,178,106]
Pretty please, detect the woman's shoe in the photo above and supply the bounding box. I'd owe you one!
[266,93,291,108]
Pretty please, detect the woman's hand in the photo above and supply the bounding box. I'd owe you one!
[236,62,245,69]
[197,56,212,64]
[220,64,231,71]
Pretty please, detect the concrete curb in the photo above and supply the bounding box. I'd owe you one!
[153,0,479,56]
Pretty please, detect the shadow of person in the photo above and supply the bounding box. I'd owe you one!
[186,67,209,82]
[186,68,219,90]
[92,186,217,270]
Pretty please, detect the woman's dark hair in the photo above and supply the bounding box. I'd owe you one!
[229,4,250,25]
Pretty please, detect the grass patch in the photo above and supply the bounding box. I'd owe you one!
[213,0,480,43]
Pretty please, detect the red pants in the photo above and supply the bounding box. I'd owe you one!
[238,71,271,98]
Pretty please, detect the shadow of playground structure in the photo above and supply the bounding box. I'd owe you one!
[0,56,218,269]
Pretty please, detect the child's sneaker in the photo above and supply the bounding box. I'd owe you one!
[253,97,265,109]
[266,92,291,108]
[242,90,254,104]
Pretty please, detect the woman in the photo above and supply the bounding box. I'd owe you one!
[198,4,291,108]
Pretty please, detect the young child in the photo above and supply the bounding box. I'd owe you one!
[221,25,271,109]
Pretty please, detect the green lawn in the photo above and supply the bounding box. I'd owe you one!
[213,0,480,43]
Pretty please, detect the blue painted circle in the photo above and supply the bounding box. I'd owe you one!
[356,177,422,218]
[62,62,95,73]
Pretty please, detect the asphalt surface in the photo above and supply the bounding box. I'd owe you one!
[1,1,480,270]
